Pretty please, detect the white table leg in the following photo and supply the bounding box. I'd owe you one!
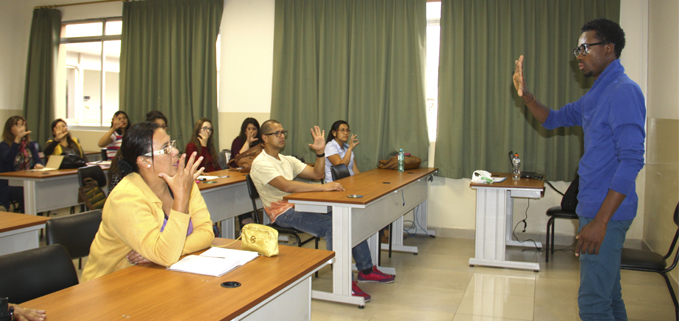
[23,180,37,216]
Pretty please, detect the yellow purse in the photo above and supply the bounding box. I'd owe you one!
[239,224,279,257]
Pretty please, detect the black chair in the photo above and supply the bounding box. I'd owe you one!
[46,209,102,269]
[0,244,78,303]
[244,174,319,249]
[77,165,107,190]
[621,201,679,321]
[545,206,578,262]
[100,148,108,161]
[330,163,351,182]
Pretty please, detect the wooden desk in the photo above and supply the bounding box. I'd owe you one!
[285,167,437,306]
[0,164,109,216]
[469,173,545,271]
[197,169,262,239]
[21,238,334,320]
[0,212,50,255]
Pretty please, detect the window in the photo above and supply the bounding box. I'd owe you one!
[425,2,441,142]
[56,18,122,127]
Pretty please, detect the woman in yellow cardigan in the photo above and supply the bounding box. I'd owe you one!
[82,121,214,282]
[43,119,86,160]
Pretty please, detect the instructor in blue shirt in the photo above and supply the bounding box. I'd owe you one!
[513,18,645,321]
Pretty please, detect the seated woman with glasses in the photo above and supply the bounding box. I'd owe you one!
[43,118,87,160]
[82,121,214,281]
[145,110,169,130]
[185,118,221,172]
[98,111,131,160]
[324,120,360,183]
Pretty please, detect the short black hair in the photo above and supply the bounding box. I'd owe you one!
[145,110,168,127]
[581,18,625,58]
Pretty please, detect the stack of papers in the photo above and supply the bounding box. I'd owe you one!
[168,247,259,277]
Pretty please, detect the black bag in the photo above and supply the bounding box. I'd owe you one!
[560,174,579,211]
[78,178,107,210]
[60,153,88,169]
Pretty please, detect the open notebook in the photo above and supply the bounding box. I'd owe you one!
[28,155,63,171]
[168,247,259,277]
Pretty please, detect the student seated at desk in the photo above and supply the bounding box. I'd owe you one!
[43,118,86,160]
[230,117,262,227]
[250,120,394,302]
[97,111,130,160]
[82,122,214,282]
[0,116,44,212]
[324,120,360,183]
[185,118,221,172]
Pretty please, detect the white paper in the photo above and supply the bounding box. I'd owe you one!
[492,177,507,183]
[167,247,259,277]
[198,175,220,180]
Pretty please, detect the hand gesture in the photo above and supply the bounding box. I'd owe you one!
[246,130,257,144]
[14,123,31,143]
[127,250,151,265]
[11,305,46,321]
[575,219,607,256]
[158,152,204,213]
[307,125,326,154]
[513,55,529,98]
[55,128,68,142]
[348,134,360,149]
[112,117,123,130]
[197,134,208,147]
[323,181,345,192]
[34,164,44,170]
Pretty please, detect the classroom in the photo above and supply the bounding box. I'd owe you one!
[0,0,677,320]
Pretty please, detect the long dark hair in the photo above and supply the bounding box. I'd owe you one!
[2,116,30,144]
[111,111,131,135]
[145,110,168,128]
[190,118,218,168]
[326,120,348,143]
[108,122,159,191]
[50,118,76,148]
[238,117,261,145]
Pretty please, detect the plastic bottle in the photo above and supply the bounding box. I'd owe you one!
[397,149,405,172]
[512,153,521,180]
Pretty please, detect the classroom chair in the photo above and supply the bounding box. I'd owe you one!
[46,209,102,270]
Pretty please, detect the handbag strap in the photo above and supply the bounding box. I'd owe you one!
[213,235,242,248]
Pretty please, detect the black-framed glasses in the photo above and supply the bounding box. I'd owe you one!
[263,130,288,138]
[142,140,177,157]
[573,41,609,58]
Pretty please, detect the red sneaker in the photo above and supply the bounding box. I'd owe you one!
[352,281,371,302]
[357,266,395,283]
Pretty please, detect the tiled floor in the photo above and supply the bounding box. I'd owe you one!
[49,207,674,321]
[306,235,676,321]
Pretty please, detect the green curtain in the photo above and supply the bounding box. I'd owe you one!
[435,0,620,180]
[271,0,429,169]
[23,8,61,147]
[120,0,223,149]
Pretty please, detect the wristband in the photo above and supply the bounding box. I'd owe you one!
[316,153,325,158]
[523,92,535,105]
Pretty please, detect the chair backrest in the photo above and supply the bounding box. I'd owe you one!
[46,209,102,261]
[77,165,107,188]
[331,164,351,181]
[218,149,231,170]
[245,175,261,223]
[0,244,79,303]
[100,148,108,161]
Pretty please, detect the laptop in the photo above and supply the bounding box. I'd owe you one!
[29,155,64,171]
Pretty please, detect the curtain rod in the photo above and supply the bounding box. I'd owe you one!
[35,0,131,10]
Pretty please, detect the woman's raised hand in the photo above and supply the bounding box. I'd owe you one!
[158,152,204,213]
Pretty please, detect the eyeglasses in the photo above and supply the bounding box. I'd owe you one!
[201,127,212,132]
[573,41,609,58]
[142,140,177,157]
[263,130,288,138]
[337,129,351,133]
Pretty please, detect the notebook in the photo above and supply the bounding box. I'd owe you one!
[29,155,63,171]
[168,247,259,277]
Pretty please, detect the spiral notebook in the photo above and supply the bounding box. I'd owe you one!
[168,247,259,277]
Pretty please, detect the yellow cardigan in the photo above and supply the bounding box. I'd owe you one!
[81,172,214,282]
[44,137,85,158]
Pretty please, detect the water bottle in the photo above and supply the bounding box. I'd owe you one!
[512,153,521,180]
[397,149,405,172]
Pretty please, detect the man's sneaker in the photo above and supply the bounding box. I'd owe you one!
[352,281,371,302]
[357,266,395,283]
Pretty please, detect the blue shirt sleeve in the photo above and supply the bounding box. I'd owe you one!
[607,84,646,196]
[543,98,583,130]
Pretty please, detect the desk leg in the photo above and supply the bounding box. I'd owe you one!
[381,216,418,254]
[23,180,37,216]
[412,200,436,236]
[220,218,236,239]
[312,206,365,306]
[504,194,543,249]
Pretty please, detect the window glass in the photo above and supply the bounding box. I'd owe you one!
[64,22,103,37]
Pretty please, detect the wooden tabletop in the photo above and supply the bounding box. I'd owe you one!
[0,212,50,233]
[0,163,110,179]
[469,172,545,189]
[21,238,334,320]
[196,168,249,191]
[284,167,438,205]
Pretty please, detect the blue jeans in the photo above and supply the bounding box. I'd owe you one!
[578,215,633,321]
[275,208,373,271]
